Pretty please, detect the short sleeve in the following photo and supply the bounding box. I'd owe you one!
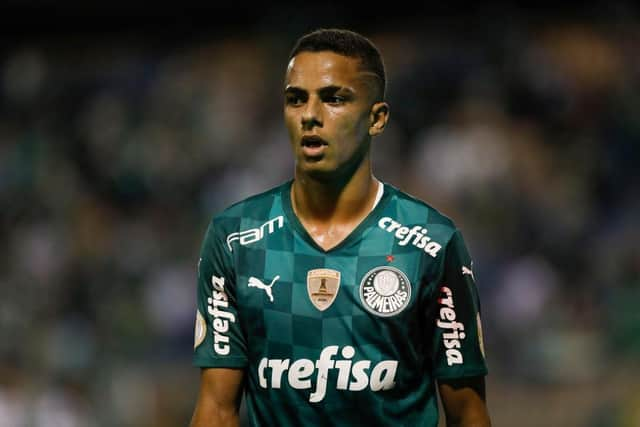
[430,230,488,379]
[192,220,248,368]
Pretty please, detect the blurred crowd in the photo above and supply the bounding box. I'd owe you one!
[1,7,639,427]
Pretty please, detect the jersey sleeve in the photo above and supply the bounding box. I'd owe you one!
[430,230,488,379]
[192,219,248,368]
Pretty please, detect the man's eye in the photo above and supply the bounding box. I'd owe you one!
[285,96,303,106]
[326,96,345,104]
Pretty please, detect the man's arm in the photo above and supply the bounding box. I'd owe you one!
[438,376,491,427]
[190,368,245,427]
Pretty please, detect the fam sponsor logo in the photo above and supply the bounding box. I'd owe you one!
[437,286,466,366]
[258,345,398,403]
[359,267,411,317]
[226,216,284,252]
[207,275,236,355]
[377,217,442,257]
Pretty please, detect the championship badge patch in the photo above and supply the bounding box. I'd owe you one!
[359,266,411,317]
[477,313,485,359]
[194,310,206,349]
[307,269,341,311]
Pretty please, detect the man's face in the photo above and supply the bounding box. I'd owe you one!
[284,51,380,179]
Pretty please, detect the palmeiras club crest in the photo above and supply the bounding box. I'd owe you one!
[307,269,341,311]
[359,266,411,317]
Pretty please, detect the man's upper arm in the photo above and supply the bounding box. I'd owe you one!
[430,230,491,425]
[438,376,491,427]
[191,219,247,426]
[190,368,245,427]
[430,230,488,379]
[193,219,248,368]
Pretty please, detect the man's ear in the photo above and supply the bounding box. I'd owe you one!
[369,102,390,136]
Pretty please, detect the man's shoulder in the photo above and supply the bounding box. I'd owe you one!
[384,182,457,230]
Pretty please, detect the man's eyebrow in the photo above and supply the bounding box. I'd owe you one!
[317,86,354,96]
[284,86,306,95]
[284,85,355,95]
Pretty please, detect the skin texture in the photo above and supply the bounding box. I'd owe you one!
[190,368,244,427]
[439,377,492,427]
[190,50,491,427]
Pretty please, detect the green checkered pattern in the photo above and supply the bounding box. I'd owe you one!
[193,181,488,427]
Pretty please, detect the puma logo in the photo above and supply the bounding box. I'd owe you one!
[461,265,475,282]
[248,276,280,302]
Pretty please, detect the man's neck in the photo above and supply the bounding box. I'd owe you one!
[290,160,381,250]
[292,163,378,221]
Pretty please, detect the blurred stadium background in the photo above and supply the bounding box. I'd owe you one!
[1,2,639,426]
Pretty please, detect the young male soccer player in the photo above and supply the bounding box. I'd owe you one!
[190,28,491,426]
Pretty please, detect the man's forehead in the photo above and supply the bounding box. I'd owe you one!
[285,51,365,86]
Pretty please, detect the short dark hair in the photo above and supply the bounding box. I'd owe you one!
[288,28,386,100]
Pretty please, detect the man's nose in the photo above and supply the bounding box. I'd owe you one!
[301,97,322,129]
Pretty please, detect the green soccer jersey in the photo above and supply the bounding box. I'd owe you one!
[193,180,487,427]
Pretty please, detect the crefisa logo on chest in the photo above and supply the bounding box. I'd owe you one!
[359,266,411,317]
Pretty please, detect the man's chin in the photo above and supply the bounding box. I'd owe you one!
[296,160,336,178]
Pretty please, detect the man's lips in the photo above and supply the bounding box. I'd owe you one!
[300,136,328,157]
[300,135,328,147]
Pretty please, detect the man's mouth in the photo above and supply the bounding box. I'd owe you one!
[300,136,328,158]
[301,135,328,147]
